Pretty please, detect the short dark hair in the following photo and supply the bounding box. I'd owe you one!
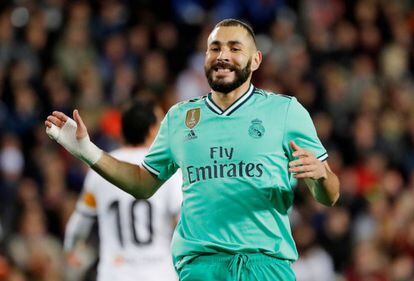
[215,19,256,44]
[121,98,157,145]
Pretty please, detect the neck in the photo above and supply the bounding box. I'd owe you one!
[144,137,155,148]
[122,144,146,150]
[123,137,154,149]
[211,80,251,110]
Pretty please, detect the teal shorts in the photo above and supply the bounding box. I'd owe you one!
[178,253,296,281]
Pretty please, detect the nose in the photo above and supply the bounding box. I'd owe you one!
[217,48,231,61]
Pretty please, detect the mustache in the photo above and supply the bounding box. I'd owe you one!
[210,62,236,71]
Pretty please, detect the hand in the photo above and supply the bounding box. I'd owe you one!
[288,141,327,180]
[45,110,102,165]
[45,110,87,140]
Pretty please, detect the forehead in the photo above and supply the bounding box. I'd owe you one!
[207,26,253,46]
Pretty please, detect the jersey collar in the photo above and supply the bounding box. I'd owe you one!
[205,84,254,116]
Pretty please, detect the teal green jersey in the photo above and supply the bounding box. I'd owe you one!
[143,84,327,270]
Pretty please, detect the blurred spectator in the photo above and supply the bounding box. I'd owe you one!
[54,22,96,83]
[292,222,336,281]
[6,207,63,280]
[389,255,414,281]
[42,66,73,114]
[141,50,170,98]
[175,26,211,101]
[99,32,135,88]
[320,206,352,273]
[345,240,388,281]
[0,134,24,238]
[0,9,16,70]
[94,0,128,41]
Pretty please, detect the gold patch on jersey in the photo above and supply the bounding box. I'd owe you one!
[82,192,97,208]
[185,108,201,129]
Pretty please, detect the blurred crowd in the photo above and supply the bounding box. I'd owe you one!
[1,0,414,280]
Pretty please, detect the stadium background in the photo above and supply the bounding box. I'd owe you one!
[1,0,414,280]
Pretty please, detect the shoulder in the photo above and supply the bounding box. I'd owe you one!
[252,87,296,108]
[170,96,206,111]
[166,95,207,120]
[253,87,293,100]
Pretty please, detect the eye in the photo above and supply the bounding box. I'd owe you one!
[210,47,220,52]
[231,48,241,52]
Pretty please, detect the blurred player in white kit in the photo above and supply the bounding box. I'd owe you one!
[63,99,182,281]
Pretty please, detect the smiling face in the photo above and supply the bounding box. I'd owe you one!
[204,25,262,94]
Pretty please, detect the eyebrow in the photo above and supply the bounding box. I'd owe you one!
[209,40,244,46]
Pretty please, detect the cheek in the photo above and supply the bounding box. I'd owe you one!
[205,53,216,63]
[234,55,249,67]
[205,59,214,69]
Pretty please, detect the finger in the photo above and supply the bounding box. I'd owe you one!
[292,150,310,158]
[73,109,86,130]
[289,158,304,167]
[45,120,51,128]
[289,157,313,167]
[47,115,65,128]
[45,123,60,140]
[289,164,316,173]
[52,111,69,122]
[73,109,87,139]
[294,171,313,179]
[289,141,301,152]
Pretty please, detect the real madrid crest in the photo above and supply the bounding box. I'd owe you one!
[185,108,201,129]
[248,119,265,139]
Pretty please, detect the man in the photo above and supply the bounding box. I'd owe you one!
[46,19,339,280]
[63,99,181,281]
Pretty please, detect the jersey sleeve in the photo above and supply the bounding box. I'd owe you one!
[64,170,98,251]
[283,97,328,161]
[64,211,95,251]
[143,111,179,181]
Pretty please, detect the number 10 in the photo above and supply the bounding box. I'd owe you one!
[108,199,153,247]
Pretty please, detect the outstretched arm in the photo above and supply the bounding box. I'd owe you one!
[288,141,340,206]
[45,110,163,199]
[92,152,163,198]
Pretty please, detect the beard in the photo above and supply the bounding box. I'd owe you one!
[205,59,251,94]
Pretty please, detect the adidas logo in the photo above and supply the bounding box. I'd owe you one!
[185,130,197,141]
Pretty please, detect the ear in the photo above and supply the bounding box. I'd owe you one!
[250,50,262,72]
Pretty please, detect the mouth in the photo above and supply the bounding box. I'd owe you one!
[213,63,235,75]
[214,67,233,74]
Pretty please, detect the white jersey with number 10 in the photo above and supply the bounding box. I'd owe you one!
[74,147,182,281]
